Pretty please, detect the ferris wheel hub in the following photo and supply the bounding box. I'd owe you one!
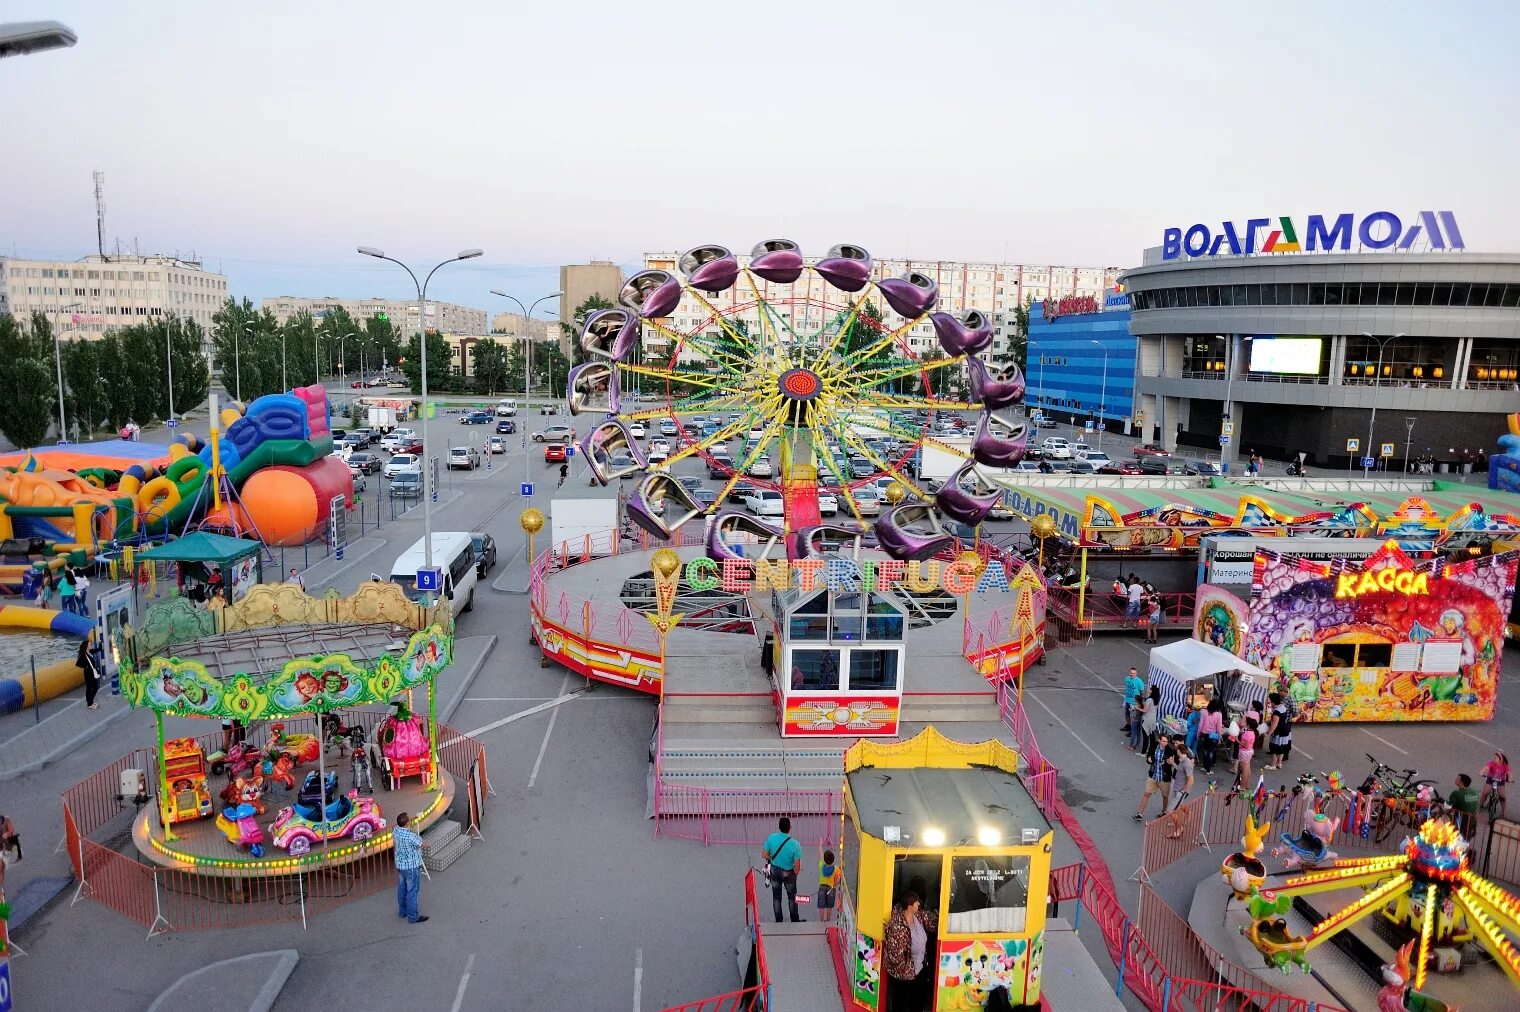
[778,368,824,403]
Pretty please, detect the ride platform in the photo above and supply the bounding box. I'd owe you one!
[133,772,455,878]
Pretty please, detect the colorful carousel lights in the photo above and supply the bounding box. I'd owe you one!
[1405,817,1469,883]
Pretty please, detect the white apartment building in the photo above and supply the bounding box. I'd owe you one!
[642,252,1120,362]
[261,296,487,337]
[2,254,230,339]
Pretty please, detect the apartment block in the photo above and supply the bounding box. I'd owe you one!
[2,254,230,340]
[261,296,487,337]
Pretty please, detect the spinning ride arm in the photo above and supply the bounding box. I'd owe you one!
[1298,873,1412,952]
[1455,871,1520,987]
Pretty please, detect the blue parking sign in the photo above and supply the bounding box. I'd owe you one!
[521,482,534,497]
[565,445,576,457]
[1361,456,1375,468]
[415,566,442,593]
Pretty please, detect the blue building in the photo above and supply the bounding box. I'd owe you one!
[1027,292,1138,435]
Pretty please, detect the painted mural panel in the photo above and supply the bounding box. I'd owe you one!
[853,928,882,1007]
[934,933,1043,1009]
[1245,544,1517,722]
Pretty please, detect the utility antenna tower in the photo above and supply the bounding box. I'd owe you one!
[93,170,107,259]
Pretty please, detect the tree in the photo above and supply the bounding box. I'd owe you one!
[535,339,571,398]
[314,306,359,380]
[566,293,614,365]
[363,313,399,372]
[168,317,211,413]
[95,334,133,430]
[471,338,511,395]
[0,313,57,447]
[283,311,321,387]
[999,297,1032,370]
[503,339,528,397]
[117,323,167,423]
[61,338,106,439]
[400,330,459,394]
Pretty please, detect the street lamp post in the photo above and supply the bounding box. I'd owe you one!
[490,290,564,483]
[1220,335,1252,465]
[280,326,288,392]
[358,246,483,581]
[237,323,251,402]
[1403,417,1417,475]
[165,316,176,424]
[1360,332,1406,476]
[1089,339,1109,450]
[51,302,83,442]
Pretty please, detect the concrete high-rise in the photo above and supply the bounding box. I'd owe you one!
[558,262,624,353]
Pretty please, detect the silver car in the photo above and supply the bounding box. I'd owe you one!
[448,446,481,470]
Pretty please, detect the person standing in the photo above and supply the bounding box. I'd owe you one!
[392,812,429,923]
[77,632,103,710]
[1196,699,1224,773]
[882,891,937,1011]
[35,571,54,609]
[1264,692,1293,770]
[761,816,803,923]
[288,568,304,589]
[1143,592,1162,643]
[1122,667,1144,733]
[1125,579,1144,627]
[1447,773,1480,840]
[1140,685,1162,756]
[1134,733,1177,822]
[72,566,91,615]
[57,568,77,614]
[817,848,840,924]
[1233,715,1258,790]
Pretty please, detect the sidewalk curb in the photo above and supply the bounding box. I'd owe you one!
[147,949,300,1012]
[0,704,135,782]
[442,635,496,722]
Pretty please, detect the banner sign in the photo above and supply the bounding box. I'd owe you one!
[1162,210,1465,260]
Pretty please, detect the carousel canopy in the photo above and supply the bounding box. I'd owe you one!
[136,530,262,564]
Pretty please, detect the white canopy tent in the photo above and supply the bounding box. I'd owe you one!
[1147,639,1277,720]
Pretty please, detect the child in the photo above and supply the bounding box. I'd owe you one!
[352,746,374,793]
[1144,595,1162,643]
[1481,752,1510,820]
[817,849,841,923]
[1233,716,1258,790]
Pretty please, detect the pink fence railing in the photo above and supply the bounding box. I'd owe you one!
[1046,586,1197,631]
[656,783,840,847]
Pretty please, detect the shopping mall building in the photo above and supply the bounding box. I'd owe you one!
[1118,216,1520,469]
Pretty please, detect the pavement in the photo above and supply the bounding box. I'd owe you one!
[0,407,1510,1011]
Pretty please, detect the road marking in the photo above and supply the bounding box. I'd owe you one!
[1058,651,1119,690]
[529,674,571,788]
[632,947,644,1012]
[1291,744,1314,761]
[1361,728,1408,755]
[441,685,590,746]
[1025,691,1106,763]
[1460,729,1502,749]
[450,952,476,1012]
[465,696,557,702]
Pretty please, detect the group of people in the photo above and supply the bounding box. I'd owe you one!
[1125,668,1300,829]
[1243,450,1266,475]
[32,565,92,614]
[1444,752,1510,839]
[181,564,227,606]
[1112,573,1163,641]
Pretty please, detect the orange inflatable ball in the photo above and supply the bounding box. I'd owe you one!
[237,458,354,546]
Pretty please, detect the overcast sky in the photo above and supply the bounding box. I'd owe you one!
[3,1,1516,315]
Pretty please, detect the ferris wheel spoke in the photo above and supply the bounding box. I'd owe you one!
[643,317,754,374]
[683,287,761,356]
[665,422,744,467]
[808,291,874,372]
[834,311,928,367]
[835,426,931,502]
[617,363,737,393]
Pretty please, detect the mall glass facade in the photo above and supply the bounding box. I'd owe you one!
[1027,296,1138,433]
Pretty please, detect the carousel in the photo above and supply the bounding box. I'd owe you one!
[116,580,455,876]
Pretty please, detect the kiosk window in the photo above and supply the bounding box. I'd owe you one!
[1355,643,1392,669]
[948,854,1030,934]
[790,648,842,691]
[1322,643,1356,668]
[789,615,829,640]
[866,595,904,640]
[848,649,899,691]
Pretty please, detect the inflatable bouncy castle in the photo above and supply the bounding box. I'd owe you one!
[0,384,353,557]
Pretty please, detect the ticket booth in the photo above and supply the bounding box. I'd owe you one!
[837,727,1053,1011]
[768,582,906,737]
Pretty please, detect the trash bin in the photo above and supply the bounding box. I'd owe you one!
[1438,463,1450,473]
[1462,463,1473,474]
[1220,461,1230,475]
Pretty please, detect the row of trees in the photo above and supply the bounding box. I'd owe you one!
[0,311,210,449]
[209,299,401,403]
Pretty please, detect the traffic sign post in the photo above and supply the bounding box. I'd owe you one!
[429,455,440,504]
[415,567,442,594]
[1219,435,1230,446]
[1361,456,1376,469]
[521,482,534,497]
[165,418,179,429]
[329,494,347,561]
[1380,443,1396,458]
[1345,438,1360,453]
[1221,420,1235,436]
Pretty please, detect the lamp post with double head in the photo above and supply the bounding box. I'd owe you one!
[51,302,83,441]
[358,246,483,581]
[490,290,564,481]
[1089,339,1109,450]
[237,322,252,402]
[1359,332,1406,476]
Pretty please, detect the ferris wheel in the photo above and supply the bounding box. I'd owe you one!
[565,241,1029,560]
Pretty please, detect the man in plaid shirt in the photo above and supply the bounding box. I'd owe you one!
[393,812,428,923]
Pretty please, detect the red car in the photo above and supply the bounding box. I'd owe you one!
[350,380,364,388]
[1099,460,1145,475]
[544,444,568,463]
[398,438,423,454]
[1132,443,1169,458]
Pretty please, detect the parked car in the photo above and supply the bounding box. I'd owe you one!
[1098,460,1144,475]
[347,452,381,474]
[380,432,407,453]
[677,475,704,494]
[985,499,1015,520]
[448,446,481,470]
[1184,460,1222,476]
[692,488,718,509]
[487,436,507,454]
[1137,455,1187,475]
[365,376,387,387]
[727,481,756,504]
[610,452,636,476]
[495,400,517,417]
[743,489,784,516]
[496,419,517,435]
[461,411,492,425]
[331,428,349,444]
[1030,415,1058,428]
[332,443,353,462]
[629,421,646,439]
[1010,460,1042,473]
[470,532,497,576]
[850,458,875,479]
[544,444,567,463]
[350,427,377,446]
[817,491,839,517]
[1039,437,1072,459]
[659,421,678,437]
[647,445,669,466]
[853,486,883,516]
[1132,443,1169,458]
[1068,459,1099,475]
[1038,459,1074,473]
[350,472,367,493]
[395,436,424,454]
[1078,451,1112,466]
[533,425,575,443]
[384,453,419,478]
[707,452,733,478]
[748,455,773,478]
[389,471,422,499]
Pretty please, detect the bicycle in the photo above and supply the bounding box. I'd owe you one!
[1358,755,1436,843]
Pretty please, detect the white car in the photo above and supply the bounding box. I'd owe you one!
[853,487,883,516]
[448,446,480,470]
[817,491,838,517]
[748,455,773,478]
[743,489,784,517]
[1070,442,1094,456]
[384,453,419,478]
[647,445,669,466]
[649,438,671,455]
[380,432,407,453]
[1078,451,1112,466]
[487,436,507,454]
[332,444,353,462]
[495,400,517,417]
[629,421,647,439]
[1040,437,1073,459]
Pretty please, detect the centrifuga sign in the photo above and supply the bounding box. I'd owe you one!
[1162,211,1465,260]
